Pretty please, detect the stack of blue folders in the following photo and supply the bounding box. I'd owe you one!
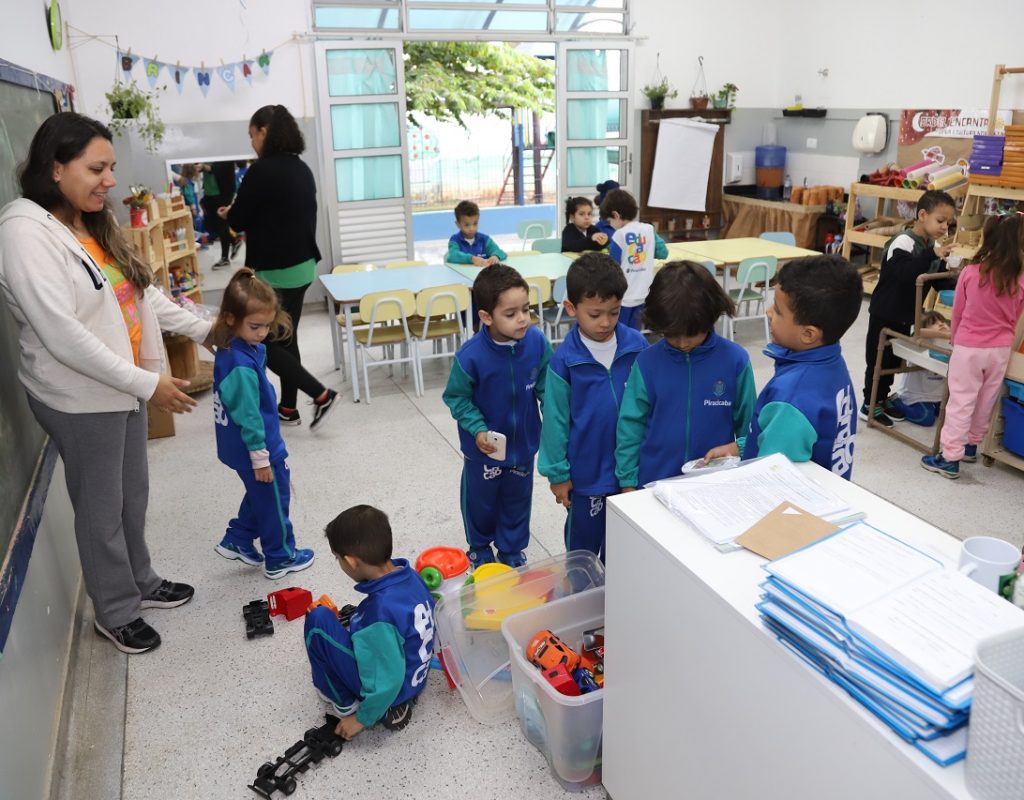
[756,521,1024,767]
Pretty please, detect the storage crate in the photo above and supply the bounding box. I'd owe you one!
[1001,398,1024,457]
[1006,380,1024,404]
[502,587,605,791]
[965,627,1024,800]
[434,551,604,725]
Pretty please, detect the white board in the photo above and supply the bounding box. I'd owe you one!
[647,118,719,212]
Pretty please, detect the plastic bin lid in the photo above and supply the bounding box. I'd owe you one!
[434,550,605,725]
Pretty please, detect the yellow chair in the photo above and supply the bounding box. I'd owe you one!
[526,277,552,328]
[330,264,376,378]
[333,263,375,273]
[384,259,428,269]
[412,284,471,386]
[504,250,541,257]
[354,289,420,402]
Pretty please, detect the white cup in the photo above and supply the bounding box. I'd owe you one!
[958,536,1021,597]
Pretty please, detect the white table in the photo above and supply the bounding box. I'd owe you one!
[320,265,472,402]
[447,253,574,282]
[602,462,969,800]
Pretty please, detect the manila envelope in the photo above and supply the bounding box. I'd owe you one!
[736,501,838,561]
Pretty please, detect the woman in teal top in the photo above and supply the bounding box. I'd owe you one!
[221,104,337,431]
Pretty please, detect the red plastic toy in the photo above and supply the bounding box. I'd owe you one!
[526,629,581,673]
[415,547,471,593]
[267,587,313,621]
[542,664,580,696]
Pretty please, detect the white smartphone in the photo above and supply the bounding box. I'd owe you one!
[681,456,741,475]
[486,431,507,461]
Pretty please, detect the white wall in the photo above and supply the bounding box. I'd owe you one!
[633,0,1024,111]
[68,0,316,124]
[4,0,76,82]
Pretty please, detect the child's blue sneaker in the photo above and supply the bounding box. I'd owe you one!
[467,546,495,567]
[963,444,978,463]
[921,453,960,479]
[497,550,527,568]
[264,548,316,580]
[214,541,264,566]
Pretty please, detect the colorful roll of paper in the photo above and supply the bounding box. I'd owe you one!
[928,173,966,191]
[925,166,962,184]
[899,159,934,178]
[902,162,936,188]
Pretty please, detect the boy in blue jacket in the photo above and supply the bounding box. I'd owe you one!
[742,255,862,479]
[616,262,756,489]
[446,200,508,266]
[443,264,553,567]
[539,253,648,559]
[304,505,435,740]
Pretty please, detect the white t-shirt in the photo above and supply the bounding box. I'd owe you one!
[611,220,656,308]
[581,332,617,370]
[897,370,945,405]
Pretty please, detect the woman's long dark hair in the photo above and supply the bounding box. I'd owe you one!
[19,112,152,291]
[249,105,304,157]
[976,214,1024,297]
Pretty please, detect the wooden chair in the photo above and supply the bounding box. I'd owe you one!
[725,256,778,343]
[354,289,420,402]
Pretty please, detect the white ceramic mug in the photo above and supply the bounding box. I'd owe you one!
[958,536,1021,597]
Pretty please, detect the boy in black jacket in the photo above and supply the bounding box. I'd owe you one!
[861,189,956,428]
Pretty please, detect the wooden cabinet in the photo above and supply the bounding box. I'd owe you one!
[638,109,730,241]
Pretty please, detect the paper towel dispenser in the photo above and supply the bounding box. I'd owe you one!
[853,113,888,154]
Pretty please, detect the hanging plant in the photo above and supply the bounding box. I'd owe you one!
[105,81,166,152]
[643,53,677,111]
[690,56,710,109]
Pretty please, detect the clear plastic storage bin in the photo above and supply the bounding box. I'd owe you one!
[434,550,604,725]
[502,587,605,791]
[966,626,1024,800]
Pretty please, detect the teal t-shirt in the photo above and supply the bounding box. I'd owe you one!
[256,258,317,290]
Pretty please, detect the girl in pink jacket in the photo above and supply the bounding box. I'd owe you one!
[922,214,1024,479]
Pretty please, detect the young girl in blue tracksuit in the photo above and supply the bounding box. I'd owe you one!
[616,262,756,489]
[212,269,315,579]
[539,253,647,559]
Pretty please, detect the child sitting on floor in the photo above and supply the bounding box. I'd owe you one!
[889,310,950,427]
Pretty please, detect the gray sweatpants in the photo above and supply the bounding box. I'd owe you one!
[27,395,162,629]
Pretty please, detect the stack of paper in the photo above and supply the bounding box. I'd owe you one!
[759,521,1024,766]
[653,453,858,544]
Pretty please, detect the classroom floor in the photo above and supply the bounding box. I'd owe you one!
[54,253,1024,800]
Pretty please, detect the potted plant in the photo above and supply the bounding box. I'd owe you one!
[642,78,678,111]
[105,81,166,152]
[713,82,738,109]
[123,185,153,227]
[689,55,710,110]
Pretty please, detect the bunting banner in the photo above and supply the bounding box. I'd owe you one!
[114,47,274,97]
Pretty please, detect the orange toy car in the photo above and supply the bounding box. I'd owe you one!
[526,629,580,673]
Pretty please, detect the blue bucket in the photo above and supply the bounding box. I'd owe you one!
[1002,397,1024,457]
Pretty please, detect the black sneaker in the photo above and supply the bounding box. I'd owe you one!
[278,405,301,426]
[882,396,906,421]
[94,618,161,654]
[858,403,894,429]
[141,580,195,609]
[381,699,415,731]
[230,238,243,260]
[212,257,230,269]
[310,389,339,432]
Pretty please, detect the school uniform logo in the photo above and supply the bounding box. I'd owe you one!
[625,231,648,266]
[713,379,726,397]
[590,497,604,518]
[526,366,539,392]
[704,378,732,407]
[832,386,855,476]
[212,391,228,426]
[483,465,503,480]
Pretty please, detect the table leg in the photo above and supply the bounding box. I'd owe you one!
[327,296,342,371]
[344,304,360,403]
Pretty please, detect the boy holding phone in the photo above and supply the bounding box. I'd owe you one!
[443,264,553,567]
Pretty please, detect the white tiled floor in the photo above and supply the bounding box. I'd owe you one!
[59,280,1024,799]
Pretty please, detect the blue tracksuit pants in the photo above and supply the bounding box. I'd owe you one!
[221,460,296,563]
[564,491,607,562]
[619,304,645,330]
[460,459,533,558]
[304,606,362,712]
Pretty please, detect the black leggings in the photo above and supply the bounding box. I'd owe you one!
[201,195,235,259]
[266,282,326,409]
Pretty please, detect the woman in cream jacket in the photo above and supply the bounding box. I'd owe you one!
[0,113,210,654]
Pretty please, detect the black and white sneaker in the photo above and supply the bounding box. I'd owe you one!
[381,700,415,731]
[278,406,301,426]
[212,257,230,268]
[230,238,243,260]
[310,389,339,432]
[858,403,894,429]
[882,396,906,421]
[94,618,161,654]
[140,580,195,609]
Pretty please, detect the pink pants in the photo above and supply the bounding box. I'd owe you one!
[941,345,1012,461]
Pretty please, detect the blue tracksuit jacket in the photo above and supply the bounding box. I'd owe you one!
[446,231,508,265]
[538,323,648,495]
[616,333,756,488]
[595,217,669,259]
[304,559,435,727]
[442,325,553,467]
[213,338,287,470]
[744,342,857,479]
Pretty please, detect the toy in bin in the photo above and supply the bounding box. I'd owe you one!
[462,564,555,631]
[527,629,581,673]
[527,629,606,695]
[268,587,313,621]
[415,546,471,602]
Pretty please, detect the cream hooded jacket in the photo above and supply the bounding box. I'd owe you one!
[0,198,212,413]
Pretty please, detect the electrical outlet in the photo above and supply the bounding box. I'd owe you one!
[807,138,818,149]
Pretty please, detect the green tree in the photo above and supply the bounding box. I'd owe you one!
[403,42,554,128]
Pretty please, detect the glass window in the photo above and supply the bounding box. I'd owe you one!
[567,98,624,140]
[408,9,548,31]
[331,103,401,150]
[566,49,626,92]
[567,145,624,189]
[335,155,404,202]
[326,48,398,96]
[315,6,400,30]
[556,0,623,7]
[556,12,625,33]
